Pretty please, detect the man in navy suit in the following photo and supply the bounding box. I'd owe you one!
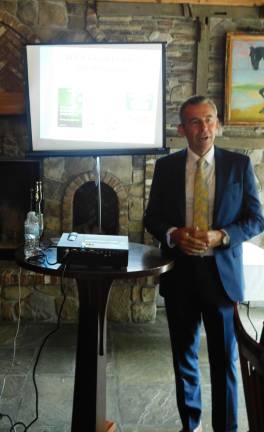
[144,95,264,432]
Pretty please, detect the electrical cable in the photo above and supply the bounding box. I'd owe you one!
[0,267,23,431]
[44,248,59,266]
[45,254,58,265]
[19,262,68,431]
[0,413,14,429]
[0,254,69,431]
[243,301,258,341]
[27,247,58,266]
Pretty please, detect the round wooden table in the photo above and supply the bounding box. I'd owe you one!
[15,242,174,432]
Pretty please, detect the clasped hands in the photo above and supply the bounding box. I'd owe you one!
[170,227,223,256]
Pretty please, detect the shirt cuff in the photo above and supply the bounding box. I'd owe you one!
[166,227,178,248]
[220,229,230,247]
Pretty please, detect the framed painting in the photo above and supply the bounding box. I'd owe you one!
[225,32,264,125]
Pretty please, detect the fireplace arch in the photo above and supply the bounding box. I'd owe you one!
[62,170,128,235]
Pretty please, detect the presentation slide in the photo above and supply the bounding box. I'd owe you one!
[26,43,164,154]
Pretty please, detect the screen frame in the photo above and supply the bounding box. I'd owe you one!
[24,41,167,158]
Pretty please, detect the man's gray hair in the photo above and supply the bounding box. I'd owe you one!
[179,95,218,124]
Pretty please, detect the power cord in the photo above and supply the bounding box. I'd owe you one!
[0,267,23,431]
[241,301,258,341]
[0,260,68,431]
[0,413,14,429]
[27,244,71,267]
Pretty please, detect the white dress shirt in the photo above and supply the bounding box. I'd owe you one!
[167,146,216,255]
[186,146,215,228]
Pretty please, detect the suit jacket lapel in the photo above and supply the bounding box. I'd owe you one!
[213,147,227,226]
[175,150,187,224]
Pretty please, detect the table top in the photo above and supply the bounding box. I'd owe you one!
[242,241,264,302]
[15,242,174,280]
[243,241,264,266]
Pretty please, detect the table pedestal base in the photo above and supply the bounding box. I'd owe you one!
[14,243,174,432]
[105,420,116,432]
[71,277,114,432]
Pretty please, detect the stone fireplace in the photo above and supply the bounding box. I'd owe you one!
[62,170,128,236]
[57,160,157,323]
[0,156,158,323]
[73,182,118,235]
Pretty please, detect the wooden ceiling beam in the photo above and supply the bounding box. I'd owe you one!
[100,0,264,6]
[97,2,260,18]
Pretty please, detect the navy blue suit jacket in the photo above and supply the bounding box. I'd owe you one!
[144,147,264,302]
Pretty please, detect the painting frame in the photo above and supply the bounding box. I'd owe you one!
[225,32,264,126]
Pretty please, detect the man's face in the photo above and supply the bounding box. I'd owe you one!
[178,102,219,156]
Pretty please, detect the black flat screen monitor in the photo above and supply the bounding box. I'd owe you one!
[25,42,167,157]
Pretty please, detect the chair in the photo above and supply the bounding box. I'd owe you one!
[234,304,264,432]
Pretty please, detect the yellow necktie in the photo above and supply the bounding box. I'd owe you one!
[193,157,209,231]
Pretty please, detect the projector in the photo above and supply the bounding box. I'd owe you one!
[57,233,129,268]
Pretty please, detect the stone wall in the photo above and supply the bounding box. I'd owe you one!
[0,2,263,322]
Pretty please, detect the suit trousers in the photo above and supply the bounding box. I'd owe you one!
[162,255,238,432]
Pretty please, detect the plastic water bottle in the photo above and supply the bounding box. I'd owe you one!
[24,211,40,259]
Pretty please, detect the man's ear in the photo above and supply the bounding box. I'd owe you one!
[216,119,223,137]
[178,124,185,137]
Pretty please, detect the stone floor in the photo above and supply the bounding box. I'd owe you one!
[0,304,262,432]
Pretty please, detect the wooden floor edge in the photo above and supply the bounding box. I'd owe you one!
[105,420,116,432]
